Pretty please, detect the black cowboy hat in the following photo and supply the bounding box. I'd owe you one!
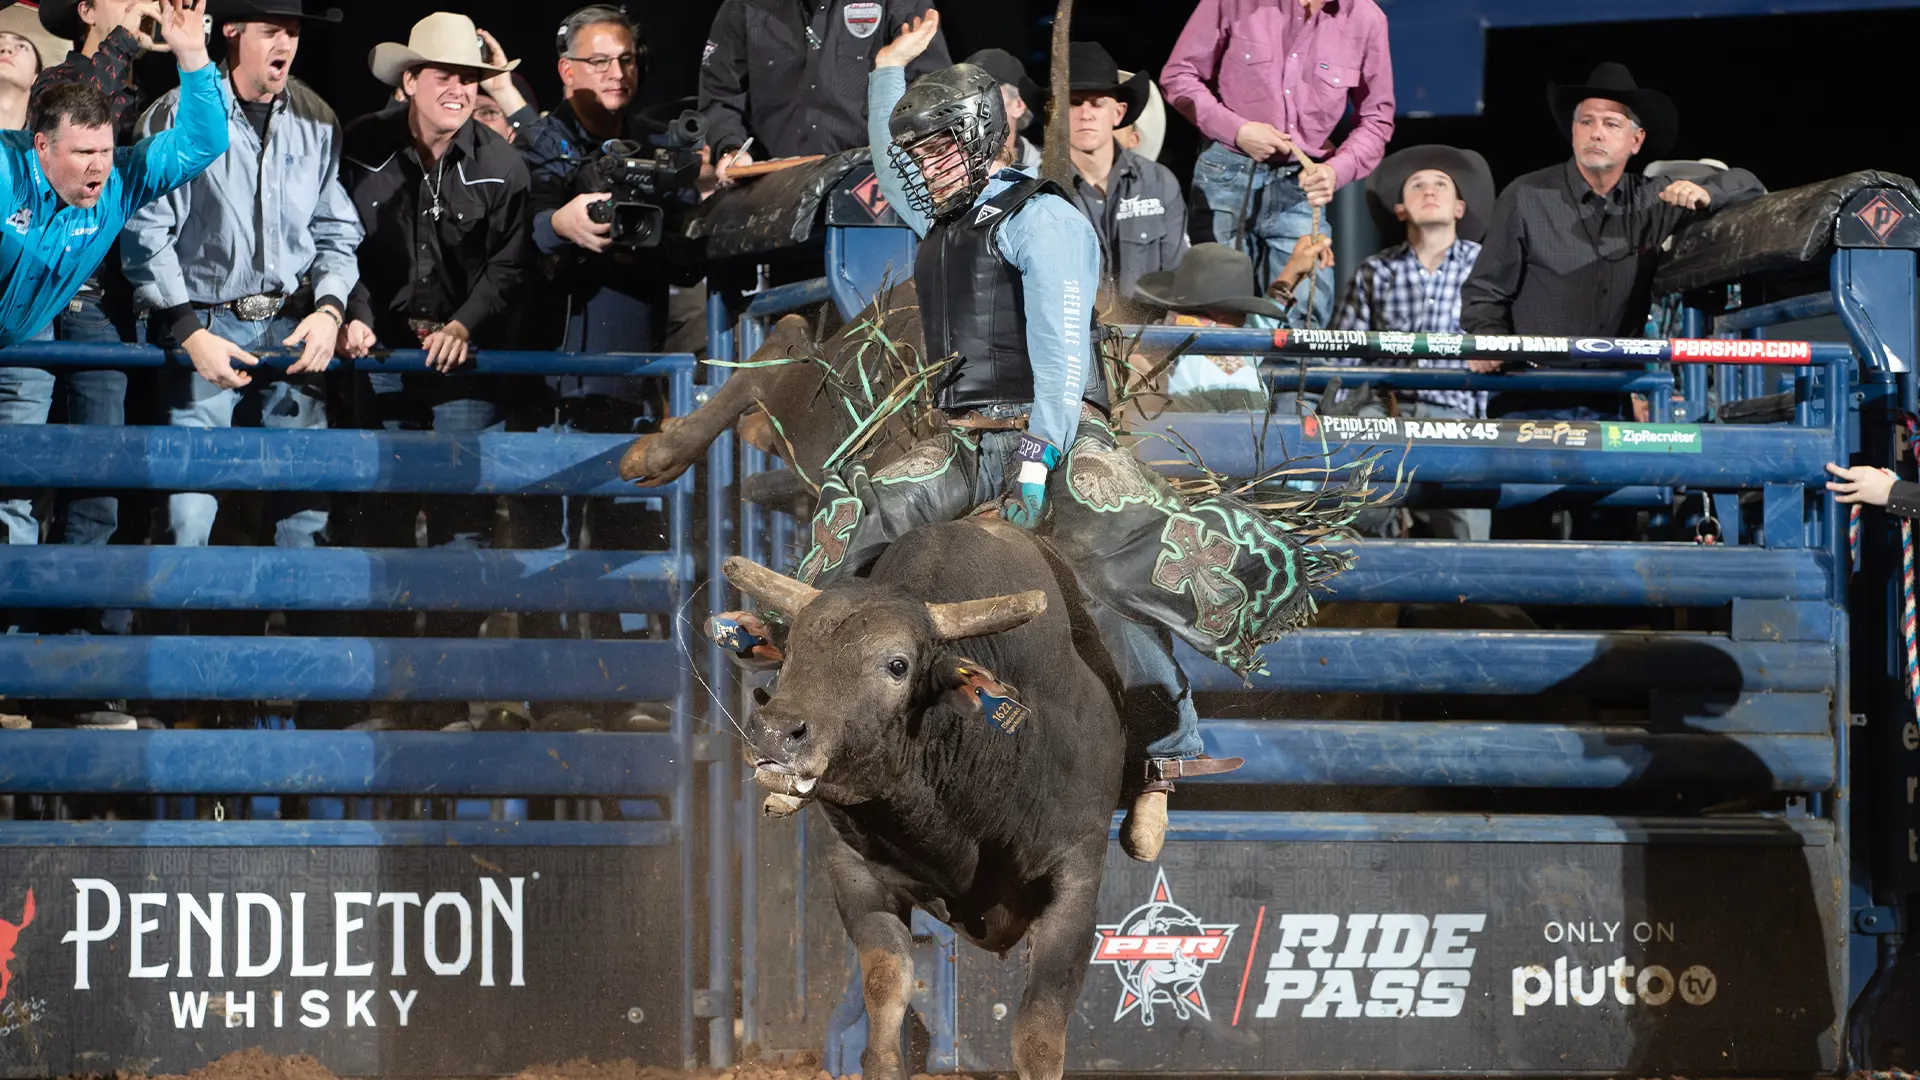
[1364,144,1496,244]
[42,0,338,40]
[208,0,342,24]
[1547,62,1677,163]
[1134,243,1289,319]
[965,48,1042,132]
[1052,41,1150,130]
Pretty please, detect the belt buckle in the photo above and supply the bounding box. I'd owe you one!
[410,319,443,342]
[232,294,281,321]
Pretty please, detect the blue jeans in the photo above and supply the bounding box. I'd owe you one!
[164,310,328,548]
[0,313,131,545]
[1188,141,1333,328]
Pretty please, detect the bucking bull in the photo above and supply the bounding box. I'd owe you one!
[722,519,1123,1080]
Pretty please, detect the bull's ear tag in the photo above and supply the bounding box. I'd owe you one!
[947,661,1030,735]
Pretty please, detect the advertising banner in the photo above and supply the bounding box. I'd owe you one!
[0,846,682,1077]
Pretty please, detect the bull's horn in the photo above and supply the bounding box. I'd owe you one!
[926,590,1049,641]
[722,556,821,618]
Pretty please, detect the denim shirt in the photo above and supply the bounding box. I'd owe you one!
[0,63,228,348]
[867,66,1098,455]
[122,72,362,316]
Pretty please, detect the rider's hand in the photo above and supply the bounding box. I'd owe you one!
[181,327,257,390]
[1001,435,1058,530]
[874,11,939,69]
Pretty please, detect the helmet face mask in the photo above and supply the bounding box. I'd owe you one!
[888,63,1010,222]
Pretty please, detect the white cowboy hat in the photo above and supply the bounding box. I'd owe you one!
[369,11,516,87]
[1117,69,1166,163]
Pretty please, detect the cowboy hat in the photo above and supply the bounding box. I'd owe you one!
[36,0,89,44]
[208,0,340,23]
[1547,61,1677,162]
[1643,157,1728,183]
[1364,144,1496,244]
[966,48,1042,131]
[1117,68,1165,162]
[1054,41,1149,130]
[0,3,70,70]
[1133,243,1289,319]
[370,11,516,87]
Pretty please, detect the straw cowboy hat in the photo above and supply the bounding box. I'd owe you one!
[1364,144,1496,244]
[0,3,72,70]
[1546,61,1677,162]
[1133,243,1290,320]
[370,11,516,87]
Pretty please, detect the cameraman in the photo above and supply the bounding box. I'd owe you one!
[513,4,681,692]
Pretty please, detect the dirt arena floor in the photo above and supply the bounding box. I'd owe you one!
[68,1048,934,1080]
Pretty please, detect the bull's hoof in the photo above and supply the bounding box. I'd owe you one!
[1120,791,1168,862]
[618,433,693,487]
[762,792,808,817]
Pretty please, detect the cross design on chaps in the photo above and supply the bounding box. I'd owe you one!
[1150,515,1246,640]
[796,498,862,583]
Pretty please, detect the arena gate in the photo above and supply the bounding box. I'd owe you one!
[0,352,730,1075]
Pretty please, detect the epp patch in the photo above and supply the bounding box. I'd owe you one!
[973,203,1003,226]
[843,2,883,39]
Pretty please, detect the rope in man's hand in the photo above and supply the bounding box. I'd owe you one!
[1289,145,1325,325]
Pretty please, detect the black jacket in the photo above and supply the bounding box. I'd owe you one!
[1067,144,1189,305]
[698,0,951,160]
[340,110,532,348]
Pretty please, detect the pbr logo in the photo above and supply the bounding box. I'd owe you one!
[1090,870,1236,1026]
[0,889,32,1003]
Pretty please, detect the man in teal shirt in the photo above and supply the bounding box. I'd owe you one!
[0,0,224,354]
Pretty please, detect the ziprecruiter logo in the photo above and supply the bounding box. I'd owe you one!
[1603,423,1702,453]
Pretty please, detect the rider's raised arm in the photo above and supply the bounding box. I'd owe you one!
[867,66,931,238]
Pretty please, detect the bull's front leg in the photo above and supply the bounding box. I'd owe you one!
[827,842,915,1080]
[1012,844,1106,1080]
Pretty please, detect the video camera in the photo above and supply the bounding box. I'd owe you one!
[573,109,707,250]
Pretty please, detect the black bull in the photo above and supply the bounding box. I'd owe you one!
[723,517,1125,1080]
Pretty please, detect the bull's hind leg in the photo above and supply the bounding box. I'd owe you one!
[1012,851,1105,1080]
[827,843,914,1080]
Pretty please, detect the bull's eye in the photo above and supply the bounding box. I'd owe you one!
[887,657,909,679]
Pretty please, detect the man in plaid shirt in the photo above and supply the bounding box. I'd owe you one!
[1331,144,1495,539]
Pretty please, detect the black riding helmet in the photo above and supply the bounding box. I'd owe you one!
[887,63,1010,223]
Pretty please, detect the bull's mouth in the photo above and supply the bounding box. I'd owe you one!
[753,758,818,795]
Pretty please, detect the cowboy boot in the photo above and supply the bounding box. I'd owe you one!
[1120,755,1245,862]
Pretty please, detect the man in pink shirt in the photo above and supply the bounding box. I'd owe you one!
[1162,0,1393,327]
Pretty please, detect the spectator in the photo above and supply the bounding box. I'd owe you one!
[965,47,1039,171]
[0,26,42,129]
[335,11,531,726]
[36,0,167,141]
[1061,42,1186,307]
[701,0,950,186]
[1330,144,1494,539]
[1162,0,1394,328]
[1459,63,1764,419]
[1133,238,1327,413]
[29,0,179,560]
[121,0,357,551]
[0,0,224,424]
[473,87,513,144]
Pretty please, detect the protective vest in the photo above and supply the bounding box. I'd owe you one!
[915,176,1107,414]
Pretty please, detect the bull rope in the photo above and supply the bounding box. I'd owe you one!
[1289,146,1325,324]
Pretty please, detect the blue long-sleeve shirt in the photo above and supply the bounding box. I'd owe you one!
[122,72,362,331]
[0,61,228,349]
[867,66,1097,456]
